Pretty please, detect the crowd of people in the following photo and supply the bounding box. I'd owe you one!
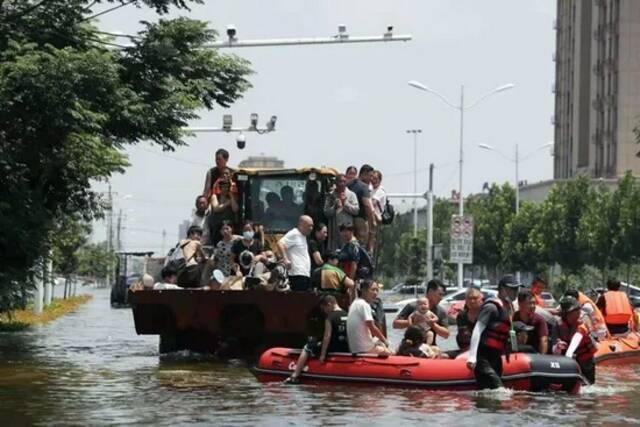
[286,274,638,389]
[155,148,388,295]
[152,148,637,390]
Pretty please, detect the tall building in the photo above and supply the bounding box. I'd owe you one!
[238,155,285,168]
[553,0,640,179]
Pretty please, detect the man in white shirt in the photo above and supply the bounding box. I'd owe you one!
[277,215,314,291]
[190,195,210,244]
[370,170,387,252]
[347,280,392,355]
[153,265,182,290]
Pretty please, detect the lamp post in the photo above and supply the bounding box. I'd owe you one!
[406,129,422,236]
[478,141,554,213]
[409,81,515,288]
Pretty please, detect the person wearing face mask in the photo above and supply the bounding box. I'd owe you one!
[231,221,266,276]
[466,275,520,390]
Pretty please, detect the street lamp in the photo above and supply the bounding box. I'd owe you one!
[477,141,553,213]
[409,80,515,288]
[406,129,422,236]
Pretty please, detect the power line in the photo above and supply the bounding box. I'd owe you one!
[131,144,211,167]
[80,0,136,23]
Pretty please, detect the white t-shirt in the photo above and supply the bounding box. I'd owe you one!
[347,298,375,353]
[371,186,387,217]
[280,227,310,277]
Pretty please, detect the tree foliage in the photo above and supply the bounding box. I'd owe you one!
[77,242,117,280]
[466,183,516,275]
[0,0,252,311]
[502,201,545,273]
[377,174,640,288]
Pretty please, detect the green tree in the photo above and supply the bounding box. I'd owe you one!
[534,176,592,273]
[613,172,640,281]
[466,183,516,278]
[50,215,92,297]
[502,201,546,273]
[77,242,117,281]
[576,183,618,278]
[0,0,252,311]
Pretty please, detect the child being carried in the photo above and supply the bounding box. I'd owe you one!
[408,296,439,345]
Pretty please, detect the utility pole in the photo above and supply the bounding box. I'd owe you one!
[106,185,113,287]
[426,163,435,280]
[116,209,122,252]
[406,129,422,236]
[161,229,167,255]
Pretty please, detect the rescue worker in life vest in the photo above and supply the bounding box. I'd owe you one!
[596,278,636,335]
[552,296,598,384]
[466,275,520,389]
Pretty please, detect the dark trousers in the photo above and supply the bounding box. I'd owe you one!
[289,275,311,291]
[580,359,596,384]
[474,346,504,390]
[177,264,201,288]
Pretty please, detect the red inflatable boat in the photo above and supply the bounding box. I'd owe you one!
[253,348,583,394]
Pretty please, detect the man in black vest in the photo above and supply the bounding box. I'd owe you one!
[285,294,349,384]
[466,275,520,389]
[202,148,232,197]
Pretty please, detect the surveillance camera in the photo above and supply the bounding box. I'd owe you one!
[266,115,277,131]
[226,25,237,39]
[236,133,246,149]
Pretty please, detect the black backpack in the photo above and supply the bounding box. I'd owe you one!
[356,245,375,279]
[380,199,395,225]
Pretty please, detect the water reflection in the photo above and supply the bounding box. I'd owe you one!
[1,289,640,425]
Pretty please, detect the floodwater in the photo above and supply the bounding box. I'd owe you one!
[1,289,639,426]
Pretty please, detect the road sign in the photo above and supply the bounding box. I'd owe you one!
[449,215,473,264]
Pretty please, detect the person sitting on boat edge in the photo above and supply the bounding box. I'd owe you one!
[284,294,349,384]
[466,274,520,390]
[393,279,450,344]
[513,289,549,354]
[397,325,448,359]
[347,280,392,356]
[310,251,355,301]
[596,278,636,335]
[552,296,598,384]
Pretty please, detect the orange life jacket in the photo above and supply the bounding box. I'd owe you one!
[603,290,634,326]
[533,292,545,307]
[557,321,597,364]
[577,292,607,332]
[481,298,512,353]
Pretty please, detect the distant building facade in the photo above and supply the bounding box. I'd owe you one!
[553,0,640,179]
[238,155,285,168]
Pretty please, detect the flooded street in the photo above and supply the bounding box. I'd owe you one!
[1,288,640,426]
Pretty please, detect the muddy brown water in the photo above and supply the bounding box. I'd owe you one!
[1,288,639,426]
